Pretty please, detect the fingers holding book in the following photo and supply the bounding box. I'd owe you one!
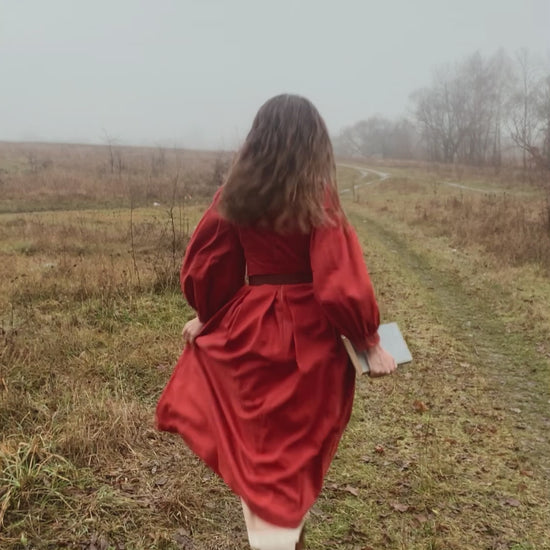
[342,323,411,377]
[365,344,397,378]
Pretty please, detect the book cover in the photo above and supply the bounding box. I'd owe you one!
[342,322,412,376]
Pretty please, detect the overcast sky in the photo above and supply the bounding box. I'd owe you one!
[1,0,549,149]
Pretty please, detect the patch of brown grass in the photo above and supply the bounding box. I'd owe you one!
[340,199,550,549]
[0,146,227,546]
[0,141,230,213]
[346,162,550,272]
[413,193,550,270]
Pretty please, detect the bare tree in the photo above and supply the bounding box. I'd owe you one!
[389,118,418,159]
[487,49,515,169]
[507,49,544,173]
[334,116,417,160]
[412,51,521,168]
[412,64,472,163]
[538,74,550,171]
[337,48,547,173]
[458,52,498,165]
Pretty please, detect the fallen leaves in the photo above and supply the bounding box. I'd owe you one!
[326,482,361,498]
[414,513,429,524]
[343,485,359,497]
[413,400,429,413]
[390,501,409,513]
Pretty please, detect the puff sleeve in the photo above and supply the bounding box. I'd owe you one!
[310,222,380,350]
[180,190,246,322]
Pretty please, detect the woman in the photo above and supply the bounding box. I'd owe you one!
[156,94,396,550]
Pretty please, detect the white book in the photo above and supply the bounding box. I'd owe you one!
[342,322,412,376]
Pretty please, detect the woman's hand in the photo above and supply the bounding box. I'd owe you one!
[365,344,397,378]
[181,317,204,347]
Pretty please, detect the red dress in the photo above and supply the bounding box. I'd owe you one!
[156,190,380,528]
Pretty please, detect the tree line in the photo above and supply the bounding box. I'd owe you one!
[334,49,550,173]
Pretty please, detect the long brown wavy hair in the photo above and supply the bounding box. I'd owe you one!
[218,94,344,232]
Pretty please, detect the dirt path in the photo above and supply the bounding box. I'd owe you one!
[340,165,550,473]
[336,196,550,547]
[350,208,550,471]
[338,162,540,197]
[338,163,494,193]
[337,163,390,194]
[326,163,550,547]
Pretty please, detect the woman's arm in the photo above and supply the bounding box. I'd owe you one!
[181,189,246,322]
[311,222,380,350]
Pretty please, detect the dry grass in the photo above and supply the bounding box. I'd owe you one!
[0,150,549,548]
[347,166,550,273]
[341,193,550,549]
[347,156,549,190]
[412,193,550,269]
[0,143,243,548]
[0,142,230,213]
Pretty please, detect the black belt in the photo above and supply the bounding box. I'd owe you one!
[248,272,313,286]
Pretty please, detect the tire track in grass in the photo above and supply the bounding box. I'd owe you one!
[348,208,550,478]
[337,163,391,195]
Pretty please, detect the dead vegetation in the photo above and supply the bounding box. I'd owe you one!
[0,151,549,548]
[354,166,550,273]
[0,142,230,213]
[414,192,550,270]
[0,143,243,548]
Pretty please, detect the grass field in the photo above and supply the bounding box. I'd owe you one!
[1,143,550,549]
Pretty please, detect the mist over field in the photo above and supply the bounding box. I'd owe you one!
[1,0,549,149]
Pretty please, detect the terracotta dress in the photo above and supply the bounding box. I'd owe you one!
[156,190,380,528]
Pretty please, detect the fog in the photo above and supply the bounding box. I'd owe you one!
[1,0,549,149]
